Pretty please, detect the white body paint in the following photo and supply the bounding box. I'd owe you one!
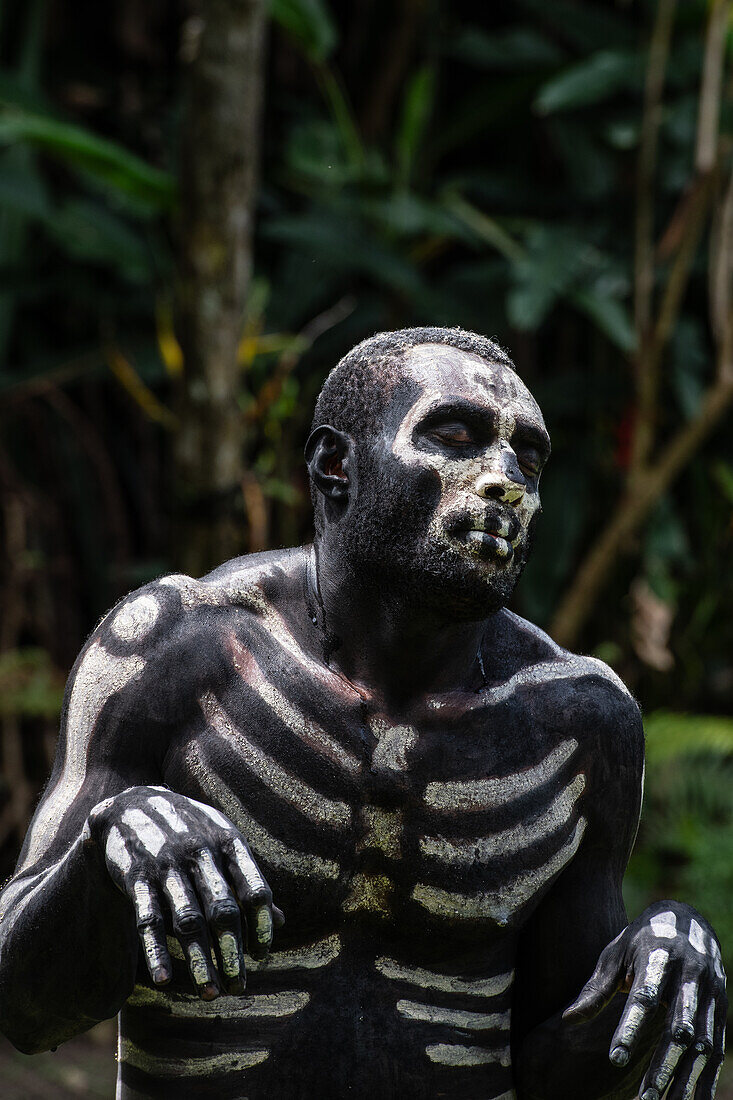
[247,934,341,972]
[121,809,167,856]
[148,796,189,835]
[420,774,585,865]
[199,693,352,829]
[396,999,509,1031]
[375,957,513,997]
[424,739,578,812]
[412,818,587,925]
[23,644,145,866]
[128,985,310,1019]
[644,948,669,991]
[370,717,418,773]
[650,910,677,939]
[111,594,160,643]
[119,1038,270,1076]
[229,635,361,777]
[105,826,133,875]
[689,918,707,954]
[186,754,340,880]
[425,1043,511,1068]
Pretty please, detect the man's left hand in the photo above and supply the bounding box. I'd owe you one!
[563,901,727,1099]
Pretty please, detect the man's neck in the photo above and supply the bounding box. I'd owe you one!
[305,540,495,709]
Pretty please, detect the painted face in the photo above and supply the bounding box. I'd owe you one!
[390,344,550,584]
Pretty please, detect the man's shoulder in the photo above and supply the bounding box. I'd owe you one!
[68,547,308,716]
[496,609,642,746]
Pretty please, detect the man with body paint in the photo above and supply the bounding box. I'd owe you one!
[0,327,726,1100]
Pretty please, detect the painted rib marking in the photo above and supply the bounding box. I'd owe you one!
[421,774,585,865]
[397,999,509,1031]
[425,1043,511,1068]
[228,635,361,777]
[412,818,586,925]
[375,958,513,998]
[424,739,578,812]
[119,1038,269,1076]
[127,986,310,1019]
[248,934,342,972]
[200,692,351,828]
[186,760,340,880]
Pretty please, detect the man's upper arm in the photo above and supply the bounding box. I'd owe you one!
[511,665,645,1043]
[13,579,195,879]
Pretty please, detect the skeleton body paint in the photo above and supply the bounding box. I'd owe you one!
[0,329,725,1100]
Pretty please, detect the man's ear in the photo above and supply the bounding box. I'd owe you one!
[304,425,353,501]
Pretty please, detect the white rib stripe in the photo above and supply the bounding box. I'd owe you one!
[375,958,513,998]
[248,934,342,972]
[229,636,361,777]
[397,999,509,1030]
[127,987,309,1019]
[424,739,578,812]
[412,819,586,925]
[186,764,340,881]
[119,1038,269,1075]
[425,1043,511,1067]
[420,774,586,865]
[200,692,351,828]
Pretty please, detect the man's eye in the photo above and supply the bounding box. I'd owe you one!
[429,424,473,446]
[517,451,540,478]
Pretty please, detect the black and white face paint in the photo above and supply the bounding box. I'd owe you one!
[355,343,550,617]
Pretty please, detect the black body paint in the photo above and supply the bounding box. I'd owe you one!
[0,329,726,1099]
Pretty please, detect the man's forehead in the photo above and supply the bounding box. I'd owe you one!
[401,343,543,419]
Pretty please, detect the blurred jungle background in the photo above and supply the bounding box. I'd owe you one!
[1,0,733,1093]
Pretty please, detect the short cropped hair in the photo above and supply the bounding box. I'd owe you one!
[311,326,514,440]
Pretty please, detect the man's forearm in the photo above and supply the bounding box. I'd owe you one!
[0,832,138,1053]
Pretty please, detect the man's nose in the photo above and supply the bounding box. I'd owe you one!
[475,470,526,505]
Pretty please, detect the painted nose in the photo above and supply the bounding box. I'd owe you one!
[475,471,526,505]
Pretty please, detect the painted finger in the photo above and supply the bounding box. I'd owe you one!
[637,1006,693,1100]
[163,869,218,1000]
[190,849,246,995]
[129,877,171,986]
[224,837,275,959]
[692,998,726,1100]
[665,995,715,1100]
[609,947,670,1067]
[563,933,625,1021]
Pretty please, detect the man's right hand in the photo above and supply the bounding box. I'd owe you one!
[86,785,282,1000]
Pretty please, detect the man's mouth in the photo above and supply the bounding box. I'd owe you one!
[448,512,521,562]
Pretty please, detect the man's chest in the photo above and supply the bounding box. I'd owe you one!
[163,621,589,946]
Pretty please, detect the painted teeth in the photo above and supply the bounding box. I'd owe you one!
[465,531,513,558]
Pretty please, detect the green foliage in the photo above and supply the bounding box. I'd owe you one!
[0,648,64,718]
[269,0,337,62]
[626,712,733,979]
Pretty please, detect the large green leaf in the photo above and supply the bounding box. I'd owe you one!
[446,27,564,70]
[535,50,641,114]
[395,66,435,187]
[0,110,175,208]
[269,0,337,62]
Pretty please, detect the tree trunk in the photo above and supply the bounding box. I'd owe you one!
[174,0,267,577]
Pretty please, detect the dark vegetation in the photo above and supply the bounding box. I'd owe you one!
[1,0,732,1005]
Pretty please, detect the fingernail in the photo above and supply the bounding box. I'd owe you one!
[641,1090,659,1100]
[610,1046,630,1066]
[201,982,219,1001]
[152,966,170,985]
